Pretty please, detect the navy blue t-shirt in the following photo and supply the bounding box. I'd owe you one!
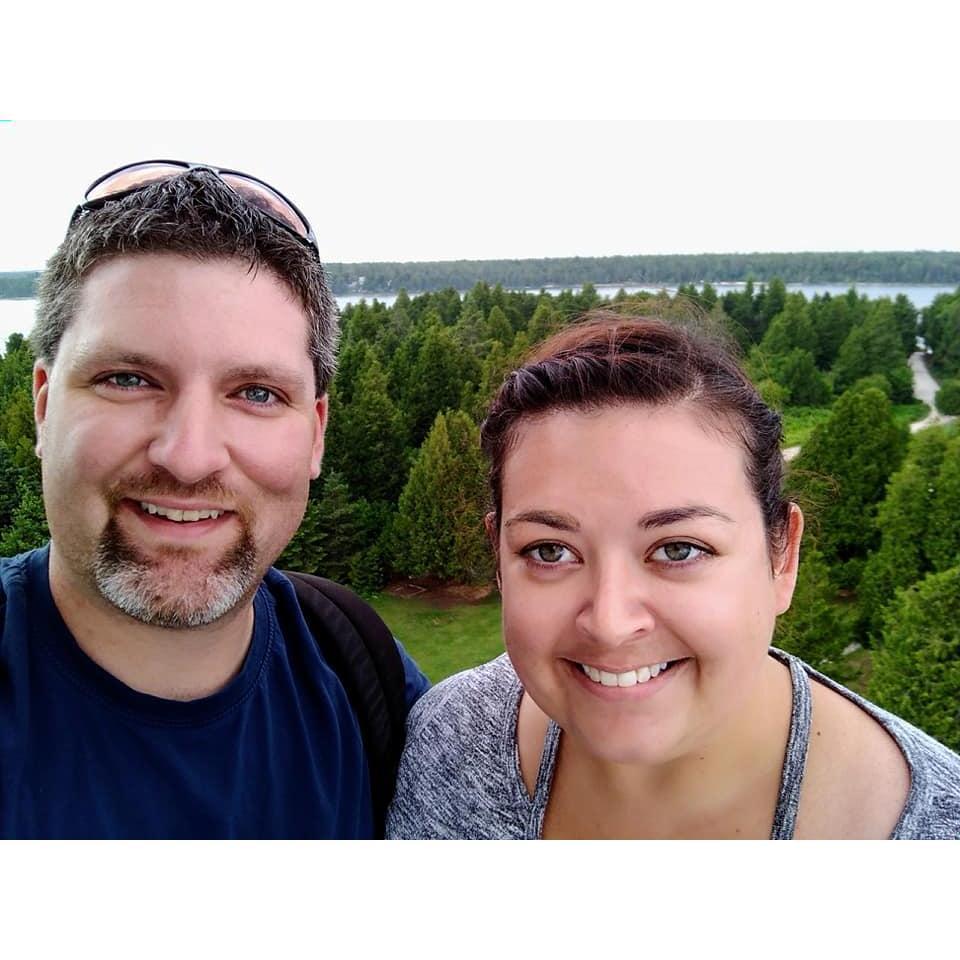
[0,546,429,839]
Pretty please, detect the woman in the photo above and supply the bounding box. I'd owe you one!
[386,314,960,839]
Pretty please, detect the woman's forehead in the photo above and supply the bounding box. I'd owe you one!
[501,403,755,512]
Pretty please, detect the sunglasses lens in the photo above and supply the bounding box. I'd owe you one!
[221,174,310,241]
[81,162,314,250]
[85,162,187,202]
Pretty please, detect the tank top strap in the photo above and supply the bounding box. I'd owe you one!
[769,652,813,839]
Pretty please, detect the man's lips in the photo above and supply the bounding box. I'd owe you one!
[118,498,237,537]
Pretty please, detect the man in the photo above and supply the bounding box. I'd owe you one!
[0,161,429,838]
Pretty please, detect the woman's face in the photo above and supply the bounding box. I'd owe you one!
[496,402,801,766]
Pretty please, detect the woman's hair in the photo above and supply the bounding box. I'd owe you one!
[480,311,790,552]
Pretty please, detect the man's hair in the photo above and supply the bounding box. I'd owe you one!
[31,170,339,394]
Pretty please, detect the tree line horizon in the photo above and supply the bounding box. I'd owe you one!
[2,250,960,299]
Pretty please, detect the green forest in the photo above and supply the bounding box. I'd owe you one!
[3,250,960,298]
[2,280,960,749]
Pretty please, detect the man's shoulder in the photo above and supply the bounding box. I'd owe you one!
[0,546,43,581]
[0,547,49,625]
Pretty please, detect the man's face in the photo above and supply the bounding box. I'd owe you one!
[34,253,326,628]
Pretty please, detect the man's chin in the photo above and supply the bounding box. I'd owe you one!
[93,517,260,629]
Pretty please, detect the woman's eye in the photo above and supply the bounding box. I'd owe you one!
[650,541,710,564]
[524,543,576,565]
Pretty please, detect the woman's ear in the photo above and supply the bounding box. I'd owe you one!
[484,511,498,549]
[484,512,502,590]
[773,503,804,615]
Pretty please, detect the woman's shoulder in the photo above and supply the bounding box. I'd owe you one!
[404,652,520,736]
[854,696,960,839]
[387,654,530,839]
[778,649,960,839]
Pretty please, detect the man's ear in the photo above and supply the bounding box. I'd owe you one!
[310,394,329,480]
[33,360,51,459]
[773,503,804,615]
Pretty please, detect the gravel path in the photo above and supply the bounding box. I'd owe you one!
[781,351,955,461]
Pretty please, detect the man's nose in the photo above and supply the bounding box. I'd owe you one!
[147,389,231,485]
[576,556,656,647]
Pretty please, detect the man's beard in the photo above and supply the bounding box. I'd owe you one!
[93,475,260,629]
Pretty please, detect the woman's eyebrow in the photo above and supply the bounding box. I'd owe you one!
[504,510,580,532]
[639,506,735,529]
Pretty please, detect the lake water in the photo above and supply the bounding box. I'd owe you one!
[2,282,957,351]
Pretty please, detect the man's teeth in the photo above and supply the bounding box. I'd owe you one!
[139,502,224,522]
[580,661,672,687]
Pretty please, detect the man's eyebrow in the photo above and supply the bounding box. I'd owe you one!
[73,348,161,370]
[639,506,735,529]
[504,510,580,532]
[221,365,310,393]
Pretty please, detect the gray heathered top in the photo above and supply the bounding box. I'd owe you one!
[386,649,960,839]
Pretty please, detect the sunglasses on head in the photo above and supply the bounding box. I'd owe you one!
[70,159,319,255]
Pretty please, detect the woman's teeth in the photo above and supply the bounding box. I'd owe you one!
[580,661,672,687]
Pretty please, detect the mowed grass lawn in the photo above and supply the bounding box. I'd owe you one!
[368,593,505,683]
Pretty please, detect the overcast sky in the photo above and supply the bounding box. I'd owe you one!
[1,1,956,272]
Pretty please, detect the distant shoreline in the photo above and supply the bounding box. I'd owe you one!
[4,251,960,300]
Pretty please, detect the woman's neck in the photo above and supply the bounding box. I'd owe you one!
[537,655,795,839]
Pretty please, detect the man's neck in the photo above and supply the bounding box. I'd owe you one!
[47,547,256,701]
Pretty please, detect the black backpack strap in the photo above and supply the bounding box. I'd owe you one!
[283,570,407,838]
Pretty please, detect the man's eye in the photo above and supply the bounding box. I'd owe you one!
[105,372,148,389]
[240,386,278,405]
[650,542,710,564]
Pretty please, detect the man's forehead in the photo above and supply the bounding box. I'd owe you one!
[59,254,314,387]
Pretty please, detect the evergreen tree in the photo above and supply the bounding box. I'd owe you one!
[754,378,788,411]
[405,323,468,447]
[527,298,561,344]
[892,294,919,355]
[756,277,787,327]
[278,471,365,583]
[0,474,49,556]
[484,306,513,347]
[832,302,914,401]
[324,356,409,504]
[774,349,831,406]
[699,282,718,311]
[333,341,378,407]
[858,428,951,640]
[869,565,960,752]
[936,379,960,415]
[788,387,908,589]
[721,279,760,346]
[921,289,960,379]
[809,294,853,369]
[758,294,817,359]
[926,435,960,573]
[774,544,856,681]
[391,411,491,583]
